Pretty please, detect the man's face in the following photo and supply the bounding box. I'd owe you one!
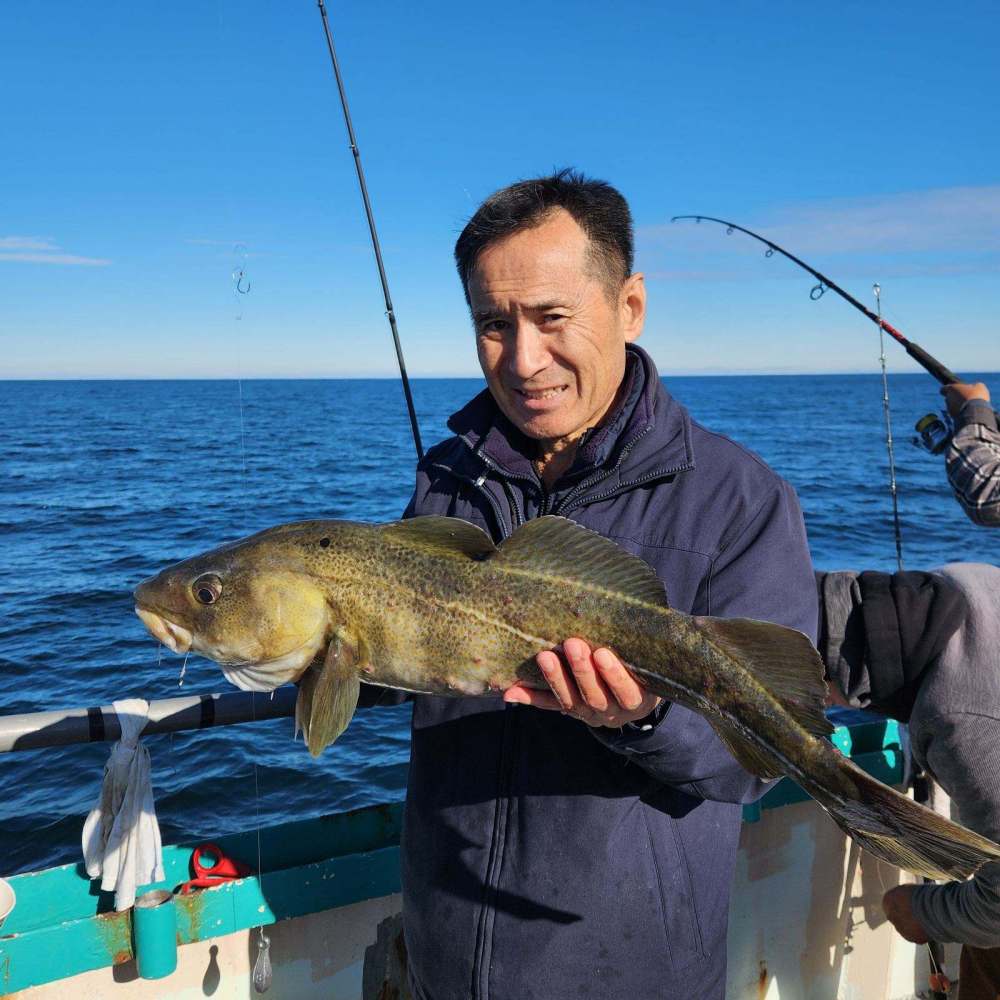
[468,209,645,447]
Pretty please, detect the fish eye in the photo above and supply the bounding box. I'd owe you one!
[193,574,223,605]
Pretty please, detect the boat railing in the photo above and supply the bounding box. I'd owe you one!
[0,688,297,753]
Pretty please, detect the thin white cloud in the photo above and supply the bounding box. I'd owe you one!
[642,184,1000,256]
[0,236,58,251]
[0,251,110,266]
[645,259,1000,283]
[0,236,110,266]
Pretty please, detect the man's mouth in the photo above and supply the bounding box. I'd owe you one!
[514,385,568,402]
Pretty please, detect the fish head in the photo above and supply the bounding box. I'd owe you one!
[134,532,331,692]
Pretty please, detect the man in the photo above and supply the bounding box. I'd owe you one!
[818,566,1000,999]
[393,170,816,1000]
[941,380,1000,527]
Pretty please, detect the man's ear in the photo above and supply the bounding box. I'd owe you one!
[620,272,646,344]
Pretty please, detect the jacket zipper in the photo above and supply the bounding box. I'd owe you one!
[552,425,653,515]
[431,458,518,1000]
[559,461,695,516]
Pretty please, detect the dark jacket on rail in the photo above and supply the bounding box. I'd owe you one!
[384,345,817,1000]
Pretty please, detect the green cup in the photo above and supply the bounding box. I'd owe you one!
[133,889,178,979]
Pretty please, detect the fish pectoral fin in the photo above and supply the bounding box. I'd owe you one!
[707,714,786,780]
[694,616,833,740]
[295,627,364,757]
[379,516,497,560]
[496,516,669,606]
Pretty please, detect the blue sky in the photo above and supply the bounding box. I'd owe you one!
[2,0,998,377]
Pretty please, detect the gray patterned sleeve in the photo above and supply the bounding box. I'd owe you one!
[944,400,1000,527]
[910,713,1000,948]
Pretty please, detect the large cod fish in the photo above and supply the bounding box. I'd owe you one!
[134,514,1000,881]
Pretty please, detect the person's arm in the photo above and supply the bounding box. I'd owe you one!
[507,479,818,804]
[941,383,1000,527]
[906,713,1000,948]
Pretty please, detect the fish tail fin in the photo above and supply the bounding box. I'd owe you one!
[816,756,1000,881]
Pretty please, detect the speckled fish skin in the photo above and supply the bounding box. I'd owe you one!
[134,514,1000,882]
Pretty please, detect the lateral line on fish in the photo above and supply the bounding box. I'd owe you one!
[400,587,559,653]
[398,581,833,799]
[632,669,839,803]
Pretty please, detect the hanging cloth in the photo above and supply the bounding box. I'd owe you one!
[81,699,165,911]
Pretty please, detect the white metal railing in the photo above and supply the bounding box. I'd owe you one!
[0,688,296,753]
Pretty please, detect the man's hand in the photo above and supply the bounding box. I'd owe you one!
[941,381,991,417]
[503,637,662,728]
[881,884,930,944]
[824,678,851,708]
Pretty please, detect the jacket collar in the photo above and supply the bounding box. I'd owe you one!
[441,344,695,492]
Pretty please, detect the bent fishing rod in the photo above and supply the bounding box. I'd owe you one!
[671,215,961,386]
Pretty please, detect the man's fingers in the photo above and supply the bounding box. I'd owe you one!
[527,641,658,727]
[563,638,613,713]
[536,648,583,713]
[503,684,562,712]
[592,646,646,712]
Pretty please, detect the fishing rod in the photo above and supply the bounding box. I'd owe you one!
[671,215,961,385]
[674,215,964,994]
[316,0,424,461]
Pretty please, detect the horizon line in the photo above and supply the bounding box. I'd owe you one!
[4,369,999,382]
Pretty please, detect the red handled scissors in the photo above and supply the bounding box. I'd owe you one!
[176,843,252,895]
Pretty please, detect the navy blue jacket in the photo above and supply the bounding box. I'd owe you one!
[392,345,817,1000]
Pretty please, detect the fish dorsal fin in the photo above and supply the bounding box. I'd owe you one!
[495,516,669,607]
[380,516,497,560]
[694,616,833,740]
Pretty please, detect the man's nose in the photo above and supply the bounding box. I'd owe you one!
[508,324,550,380]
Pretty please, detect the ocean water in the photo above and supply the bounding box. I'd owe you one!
[2,372,998,876]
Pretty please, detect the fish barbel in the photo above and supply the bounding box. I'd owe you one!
[134,514,1000,881]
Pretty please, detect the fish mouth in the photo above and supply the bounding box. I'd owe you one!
[135,606,193,655]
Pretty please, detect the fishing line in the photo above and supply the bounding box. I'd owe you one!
[874,284,904,571]
[315,0,424,461]
[209,15,270,979]
[229,245,272,991]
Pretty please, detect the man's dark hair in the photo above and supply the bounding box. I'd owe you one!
[454,168,634,303]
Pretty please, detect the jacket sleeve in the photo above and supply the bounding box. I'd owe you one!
[910,713,1000,947]
[945,400,1000,527]
[591,478,818,803]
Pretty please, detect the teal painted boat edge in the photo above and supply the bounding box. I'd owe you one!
[3,800,404,934]
[0,800,403,995]
[0,845,402,995]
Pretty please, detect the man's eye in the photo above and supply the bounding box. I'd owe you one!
[542,314,566,324]
[479,319,508,336]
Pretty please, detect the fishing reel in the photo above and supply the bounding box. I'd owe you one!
[912,411,954,455]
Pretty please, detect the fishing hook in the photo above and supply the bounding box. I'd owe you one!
[234,270,251,295]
